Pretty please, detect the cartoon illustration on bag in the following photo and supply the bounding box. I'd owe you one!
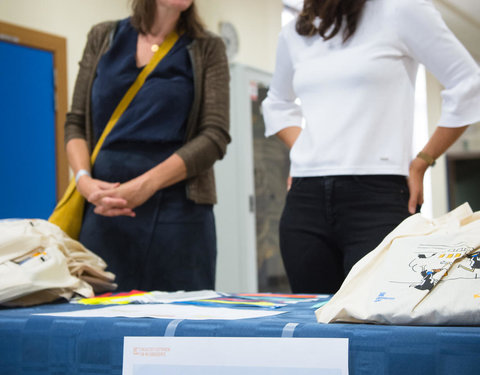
[460,250,480,272]
[316,203,480,325]
[408,248,456,291]
[407,245,479,292]
[414,270,439,291]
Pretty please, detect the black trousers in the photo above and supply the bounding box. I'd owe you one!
[279,175,412,294]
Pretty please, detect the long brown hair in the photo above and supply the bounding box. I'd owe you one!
[296,0,367,42]
[130,0,206,38]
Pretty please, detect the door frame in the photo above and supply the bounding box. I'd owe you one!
[0,20,68,200]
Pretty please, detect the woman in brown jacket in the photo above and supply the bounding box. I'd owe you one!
[65,0,230,292]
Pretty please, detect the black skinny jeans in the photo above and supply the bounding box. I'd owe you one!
[279,175,412,294]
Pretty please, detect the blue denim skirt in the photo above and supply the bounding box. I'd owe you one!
[79,144,216,292]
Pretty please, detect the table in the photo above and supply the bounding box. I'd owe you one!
[1,297,479,374]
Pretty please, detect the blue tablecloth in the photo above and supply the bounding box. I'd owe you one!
[1,298,479,375]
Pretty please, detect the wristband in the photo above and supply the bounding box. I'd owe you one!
[75,169,91,184]
[416,151,436,167]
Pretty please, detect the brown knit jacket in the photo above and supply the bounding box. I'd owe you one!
[65,20,231,204]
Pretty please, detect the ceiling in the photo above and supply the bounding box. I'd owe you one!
[440,0,480,20]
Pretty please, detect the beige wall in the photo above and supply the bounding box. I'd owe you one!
[0,0,282,104]
[0,0,131,103]
[1,0,476,219]
[196,0,282,73]
[426,72,449,217]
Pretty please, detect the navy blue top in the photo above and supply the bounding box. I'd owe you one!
[91,18,193,155]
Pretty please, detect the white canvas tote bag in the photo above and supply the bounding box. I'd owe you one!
[316,203,480,325]
[0,219,116,305]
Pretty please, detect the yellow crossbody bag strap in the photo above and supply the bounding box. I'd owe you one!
[91,31,179,162]
[49,31,179,239]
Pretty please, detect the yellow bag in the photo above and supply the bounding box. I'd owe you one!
[49,32,179,239]
[48,180,85,240]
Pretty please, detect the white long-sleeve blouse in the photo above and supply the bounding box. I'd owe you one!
[262,0,480,177]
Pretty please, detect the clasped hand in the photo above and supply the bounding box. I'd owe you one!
[76,175,154,217]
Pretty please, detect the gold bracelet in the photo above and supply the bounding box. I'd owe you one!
[416,151,436,166]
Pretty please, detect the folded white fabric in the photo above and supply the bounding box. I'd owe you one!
[0,219,116,306]
[316,203,480,325]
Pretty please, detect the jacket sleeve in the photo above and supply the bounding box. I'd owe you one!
[261,24,303,137]
[175,36,231,178]
[64,22,115,145]
[393,0,480,127]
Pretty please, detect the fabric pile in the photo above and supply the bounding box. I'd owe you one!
[0,219,116,306]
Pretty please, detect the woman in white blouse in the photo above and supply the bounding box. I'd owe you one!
[262,0,480,294]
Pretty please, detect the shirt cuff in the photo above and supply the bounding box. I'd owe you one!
[262,97,303,137]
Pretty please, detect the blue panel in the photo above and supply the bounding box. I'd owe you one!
[0,41,56,219]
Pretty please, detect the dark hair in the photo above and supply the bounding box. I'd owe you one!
[130,0,206,38]
[296,0,367,42]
